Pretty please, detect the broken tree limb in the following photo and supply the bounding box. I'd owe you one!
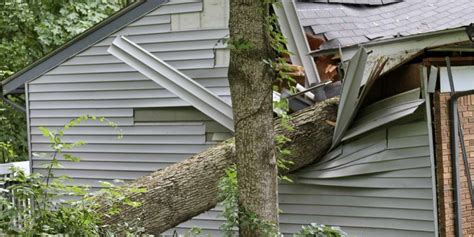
[99,97,339,235]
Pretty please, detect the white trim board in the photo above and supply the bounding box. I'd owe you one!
[274,0,320,85]
[440,65,474,92]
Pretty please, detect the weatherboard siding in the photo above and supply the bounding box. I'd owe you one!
[291,119,435,236]
[26,0,436,235]
[27,0,230,198]
[168,118,436,236]
[27,1,235,234]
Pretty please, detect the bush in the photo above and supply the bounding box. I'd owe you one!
[295,223,348,237]
[0,102,27,163]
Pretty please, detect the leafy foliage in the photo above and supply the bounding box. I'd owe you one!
[0,0,127,78]
[0,99,27,163]
[0,0,129,163]
[218,166,279,236]
[218,166,346,237]
[294,223,348,237]
[218,166,239,235]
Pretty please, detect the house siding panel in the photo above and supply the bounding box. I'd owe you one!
[170,118,436,236]
[26,0,438,236]
[77,40,226,57]
[27,0,230,194]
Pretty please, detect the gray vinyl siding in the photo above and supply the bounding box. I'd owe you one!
[169,118,436,237]
[26,0,436,235]
[26,1,236,234]
[167,86,435,236]
[290,119,435,236]
[134,107,232,142]
[28,0,229,191]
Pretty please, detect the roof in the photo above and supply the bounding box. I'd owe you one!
[1,0,167,95]
[296,0,474,50]
[302,0,403,5]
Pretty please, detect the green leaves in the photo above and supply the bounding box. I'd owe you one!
[39,127,54,141]
[0,141,17,163]
[218,165,240,236]
[227,37,255,53]
[295,223,348,237]
[63,154,80,162]
[0,98,27,163]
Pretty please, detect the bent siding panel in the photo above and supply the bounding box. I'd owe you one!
[169,88,435,236]
[171,119,436,236]
[284,118,436,236]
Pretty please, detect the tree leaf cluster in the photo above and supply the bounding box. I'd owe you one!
[0,0,127,78]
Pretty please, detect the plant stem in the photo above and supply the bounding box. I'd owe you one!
[45,150,57,189]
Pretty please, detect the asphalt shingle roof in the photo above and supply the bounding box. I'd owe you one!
[296,0,474,50]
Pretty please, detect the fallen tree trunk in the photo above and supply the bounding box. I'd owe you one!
[100,97,339,234]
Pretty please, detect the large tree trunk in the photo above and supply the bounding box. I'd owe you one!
[228,0,278,235]
[100,98,338,235]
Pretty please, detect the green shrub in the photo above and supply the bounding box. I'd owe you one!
[0,102,27,163]
[294,223,348,237]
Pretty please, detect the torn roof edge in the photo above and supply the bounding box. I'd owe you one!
[300,0,403,6]
[309,26,471,57]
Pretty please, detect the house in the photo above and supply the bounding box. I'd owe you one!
[1,0,473,236]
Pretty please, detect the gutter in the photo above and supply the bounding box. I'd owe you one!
[449,89,474,237]
[446,57,474,237]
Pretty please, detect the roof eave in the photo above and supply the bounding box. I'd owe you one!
[309,26,471,57]
[2,0,168,95]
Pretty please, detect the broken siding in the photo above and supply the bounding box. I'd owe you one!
[170,91,435,236]
[135,107,232,142]
[172,122,435,237]
[289,118,435,235]
[107,36,234,130]
[28,0,232,186]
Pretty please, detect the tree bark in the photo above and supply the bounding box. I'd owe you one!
[99,98,338,235]
[228,0,278,235]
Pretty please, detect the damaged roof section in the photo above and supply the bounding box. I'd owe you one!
[301,0,402,5]
[296,0,474,50]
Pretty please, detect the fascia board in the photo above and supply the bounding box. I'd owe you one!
[278,0,320,85]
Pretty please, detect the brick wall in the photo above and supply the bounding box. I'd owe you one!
[434,92,474,236]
